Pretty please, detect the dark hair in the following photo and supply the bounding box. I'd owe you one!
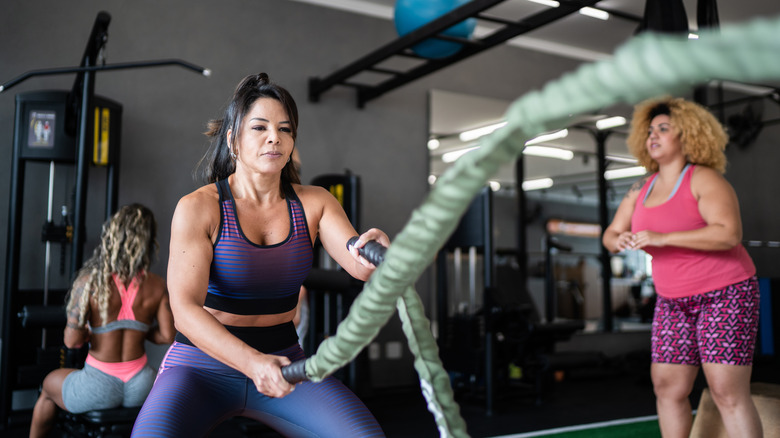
[197,73,300,189]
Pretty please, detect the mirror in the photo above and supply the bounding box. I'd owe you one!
[428,89,653,331]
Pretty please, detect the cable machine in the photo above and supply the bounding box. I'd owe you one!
[0,11,209,429]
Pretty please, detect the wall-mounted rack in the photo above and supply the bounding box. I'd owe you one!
[308,0,642,107]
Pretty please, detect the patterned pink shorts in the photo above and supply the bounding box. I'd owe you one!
[651,276,760,366]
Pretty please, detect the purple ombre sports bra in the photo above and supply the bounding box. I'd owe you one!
[204,179,313,315]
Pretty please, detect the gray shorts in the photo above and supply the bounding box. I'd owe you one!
[61,362,156,413]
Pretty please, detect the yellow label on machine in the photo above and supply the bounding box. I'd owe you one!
[329,184,344,206]
[93,107,110,165]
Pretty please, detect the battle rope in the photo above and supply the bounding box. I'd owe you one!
[304,16,780,438]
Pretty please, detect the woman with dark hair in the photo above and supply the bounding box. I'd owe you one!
[132,73,388,437]
[603,96,762,438]
[30,204,174,438]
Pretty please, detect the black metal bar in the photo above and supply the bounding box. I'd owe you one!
[482,187,494,416]
[366,67,403,76]
[428,34,486,47]
[1,60,210,93]
[308,0,508,102]
[1,96,27,429]
[105,117,121,220]
[435,250,449,350]
[475,13,525,27]
[71,62,94,274]
[357,0,602,106]
[594,129,613,332]
[515,156,528,311]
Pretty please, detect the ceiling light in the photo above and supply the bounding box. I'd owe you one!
[604,166,646,180]
[427,138,440,150]
[606,155,638,164]
[522,177,554,191]
[488,181,501,191]
[527,0,560,7]
[442,145,478,163]
[688,33,699,39]
[596,116,626,130]
[458,121,507,142]
[523,146,574,160]
[525,129,568,145]
[428,175,437,185]
[579,7,609,20]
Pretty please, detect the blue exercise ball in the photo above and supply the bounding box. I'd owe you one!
[394,0,476,59]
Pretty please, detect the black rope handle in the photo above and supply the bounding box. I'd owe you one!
[280,359,308,384]
[347,236,387,266]
[280,236,388,383]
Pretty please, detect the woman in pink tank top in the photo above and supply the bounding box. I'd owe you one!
[29,204,175,438]
[603,97,762,438]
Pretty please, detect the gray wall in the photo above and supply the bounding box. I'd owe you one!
[2,1,778,389]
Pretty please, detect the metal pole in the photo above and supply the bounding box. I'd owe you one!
[595,130,614,332]
[70,60,94,274]
[42,161,55,347]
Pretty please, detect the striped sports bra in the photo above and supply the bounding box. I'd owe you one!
[204,179,313,315]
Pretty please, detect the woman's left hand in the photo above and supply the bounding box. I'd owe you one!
[630,230,666,249]
[348,228,390,269]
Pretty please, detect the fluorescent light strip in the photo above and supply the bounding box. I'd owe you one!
[527,0,560,7]
[523,146,574,160]
[522,178,554,191]
[459,121,507,142]
[579,7,609,20]
[606,155,638,164]
[442,146,478,163]
[605,166,646,180]
[596,116,626,130]
[525,129,568,145]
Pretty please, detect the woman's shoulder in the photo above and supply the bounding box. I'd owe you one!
[625,174,652,201]
[140,272,168,298]
[690,164,726,186]
[690,163,720,177]
[690,164,732,195]
[143,271,166,287]
[176,184,220,214]
[291,183,331,202]
[172,184,221,233]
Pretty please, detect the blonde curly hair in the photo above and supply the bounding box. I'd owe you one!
[65,203,158,326]
[626,96,729,173]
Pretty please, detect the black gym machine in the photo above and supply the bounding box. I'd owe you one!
[1,11,208,434]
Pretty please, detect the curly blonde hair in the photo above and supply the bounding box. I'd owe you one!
[66,203,158,326]
[626,96,729,173]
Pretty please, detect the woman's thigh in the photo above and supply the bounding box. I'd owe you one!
[131,365,245,438]
[244,375,385,438]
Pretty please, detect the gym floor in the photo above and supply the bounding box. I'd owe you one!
[8,353,777,437]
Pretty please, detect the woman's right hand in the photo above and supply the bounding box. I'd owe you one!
[614,231,636,253]
[247,352,296,398]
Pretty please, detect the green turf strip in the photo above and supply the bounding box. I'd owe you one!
[502,416,662,438]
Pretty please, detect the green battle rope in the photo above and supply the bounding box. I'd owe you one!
[304,16,780,438]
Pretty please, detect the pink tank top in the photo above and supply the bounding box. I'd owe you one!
[631,164,755,298]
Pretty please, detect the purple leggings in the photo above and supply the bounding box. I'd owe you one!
[131,342,384,437]
[651,276,760,366]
